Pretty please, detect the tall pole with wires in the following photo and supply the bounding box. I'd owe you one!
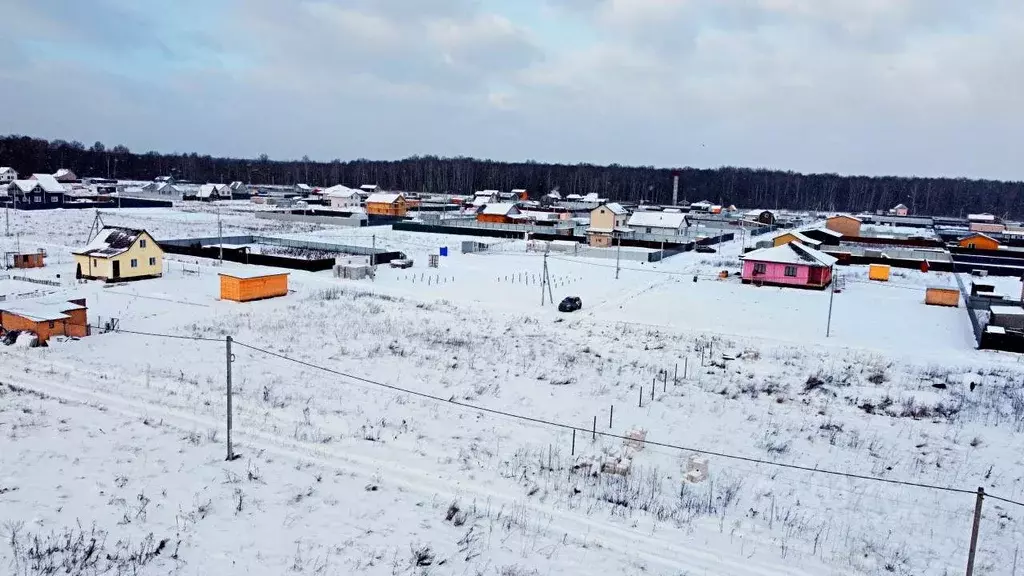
[541,247,553,305]
[225,335,235,461]
[826,265,836,337]
[217,206,224,265]
[615,233,621,280]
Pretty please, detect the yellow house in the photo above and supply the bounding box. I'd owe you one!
[586,203,629,247]
[73,226,164,282]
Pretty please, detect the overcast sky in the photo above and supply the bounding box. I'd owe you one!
[1,0,1022,180]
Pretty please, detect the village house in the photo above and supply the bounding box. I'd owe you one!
[0,167,16,183]
[825,214,862,237]
[510,189,528,200]
[53,168,78,182]
[228,181,249,197]
[472,190,500,207]
[740,241,837,289]
[476,203,522,224]
[141,181,180,197]
[890,203,909,216]
[359,184,382,197]
[4,250,45,269]
[0,297,89,344]
[689,200,714,212]
[72,226,163,282]
[958,232,1001,251]
[772,230,822,249]
[587,203,630,247]
[194,183,228,201]
[365,192,407,216]
[627,211,687,236]
[295,183,314,195]
[154,175,175,184]
[323,185,361,209]
[8,174,66,208]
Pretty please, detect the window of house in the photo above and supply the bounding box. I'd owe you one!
[149,257,156,266]
[48,321,55,329]
[140,239,147,248]
[646,227,652,234]
[753,263,767,275]
[967,242,976,249]
[784,266,798,277]
[130,258,138,268]
[93,259,97,266]
[33,195,41,203]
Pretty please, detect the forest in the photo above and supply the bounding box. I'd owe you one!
[2,134,1022,217]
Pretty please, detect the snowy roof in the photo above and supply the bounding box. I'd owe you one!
[53,168,75,179]
[0,297,84,323]
[323,185,360,198]
[475,190,499,197]
[153,182,177,192]
[595,203,628,215]
[778,231,822,247]
[741,241,838,267]
[73,226,150,258]
[893,203,908,209]
[545,191,562,199]
[295,184,312,191]
[991,306,1024,316]
[366,193,403,204]
[627,211,687,229]
[29,174,65,193]
[565,194,583,200]
[229,181,247,190]
[803,226,843,238]
[197,184,226,198]
[690,200,713,207]
[0,167,15,174]
[9,180,41,193]
[967,213,995,222]
[511,189,527,194]
[481,203,520,216]
[359,184,380,191]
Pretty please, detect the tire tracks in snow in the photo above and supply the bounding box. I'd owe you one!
[0,360,824,576]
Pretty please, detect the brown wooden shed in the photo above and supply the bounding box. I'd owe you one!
[219,271,289,302]
[5,250,45,269]
[0,298,89,343]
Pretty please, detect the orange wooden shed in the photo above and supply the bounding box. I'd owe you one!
[219,271,289,302]
[0,298,89,343]
[925,287,960,307]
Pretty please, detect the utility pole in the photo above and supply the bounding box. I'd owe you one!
[4,202,9,237]
[826,265,836,337]
[615,233,621,279]
[540,247,553,305]
[225,335,235,461]
[371,234,376,267]
[217,206,223,264]
[965,487,985,576]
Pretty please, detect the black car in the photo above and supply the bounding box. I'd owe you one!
[695,245,717,254]
[558,296,582,313]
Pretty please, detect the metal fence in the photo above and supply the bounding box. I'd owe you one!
[954,272,984,346]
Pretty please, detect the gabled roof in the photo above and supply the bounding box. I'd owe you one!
[153,182,178,192]
[359,184,380,191]
[9,180,42,193]
[73,226,152,258]
[366,193,403,204]
[545,191,562,199]
[960,232,999,243]
[893,203,908,209]
[475,190,499,197]
[777,231,822,247]
[594,202,628,215]
[197,183,226,198]
[0,167,15,174]
[511,189,527,194]
[29,174,65,193]
[741,241,838,267]
[828,214,862,223]
[627,211,687,229]
[53,168,76,179]
[295,183,312,191]
[323,185,360,198]
[229,181,247,190]
[481,203,520,216]
[0,296,86,322]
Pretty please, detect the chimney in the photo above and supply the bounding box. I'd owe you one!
[672,170,679,206]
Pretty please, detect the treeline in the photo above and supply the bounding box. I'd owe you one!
[2,134,1022,217]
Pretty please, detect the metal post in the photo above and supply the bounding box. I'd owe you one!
[684,357,688,378]
[826,265,836,337]
[571,429,576,456]
[609,405,613,429]
[674,363,678,385]
[965,487,985,576]
[592,416,596,440]
[615,234,621,279]
[371,235,376,267]
[639,386,643,407]
[225,336,235,461]
[217,206,223,264]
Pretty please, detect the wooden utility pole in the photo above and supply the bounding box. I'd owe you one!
[615,234,621,279]
[965,487,985,576]
[217,206,223,264]
[826,266,836,337]
[225,336,235,461]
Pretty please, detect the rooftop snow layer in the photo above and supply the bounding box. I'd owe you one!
[741,241,838,267]
[73,226,147,258]
[627,211,687,229]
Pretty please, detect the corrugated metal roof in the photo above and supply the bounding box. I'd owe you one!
[366,193,403,204]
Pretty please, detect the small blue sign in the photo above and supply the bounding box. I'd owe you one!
[440,247,448,257]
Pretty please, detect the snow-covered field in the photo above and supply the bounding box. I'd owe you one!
[2,206,1023,576]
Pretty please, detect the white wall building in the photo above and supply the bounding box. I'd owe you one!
[0,167,17,183]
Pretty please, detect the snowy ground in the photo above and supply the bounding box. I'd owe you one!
[2,207,1023,576]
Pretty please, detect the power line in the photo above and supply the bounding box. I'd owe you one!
[987,493,1024,508]
[231,339,985,499]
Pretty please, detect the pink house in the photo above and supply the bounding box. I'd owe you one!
[741,241,838,289]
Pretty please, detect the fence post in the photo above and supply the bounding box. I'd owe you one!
[571,429,576,456]
[225,335,235,462]
[609,405,613,429]
[639,386,643,408]
[592,416,596,441]
[674,363,678,385]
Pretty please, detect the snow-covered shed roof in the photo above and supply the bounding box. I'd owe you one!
[741,241,838,267]
[511,189,527,194]
[779,231,822,247]
[0,167,15,175]
[218,269,290,280]
[627,211,687,229]
[360,184,380,191]
[475,190,499,197]
[967,213,996,222]
[29,174,65,193]
[366,193,403,204]
[481,203,520,216]
[803,227,843,238]
[73,227,151,258]
[991,305,1024,317]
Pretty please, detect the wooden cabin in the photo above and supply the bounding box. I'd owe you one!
[0,298,89,343]
[925,287,960,307]
[958,233,1000,251]
[365,193,407,216]
[825,215,862,237]
[5,250,45,269]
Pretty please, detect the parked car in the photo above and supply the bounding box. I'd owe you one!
[390,258,414,269]
[558,296,582,313]
[695,245,717,254]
